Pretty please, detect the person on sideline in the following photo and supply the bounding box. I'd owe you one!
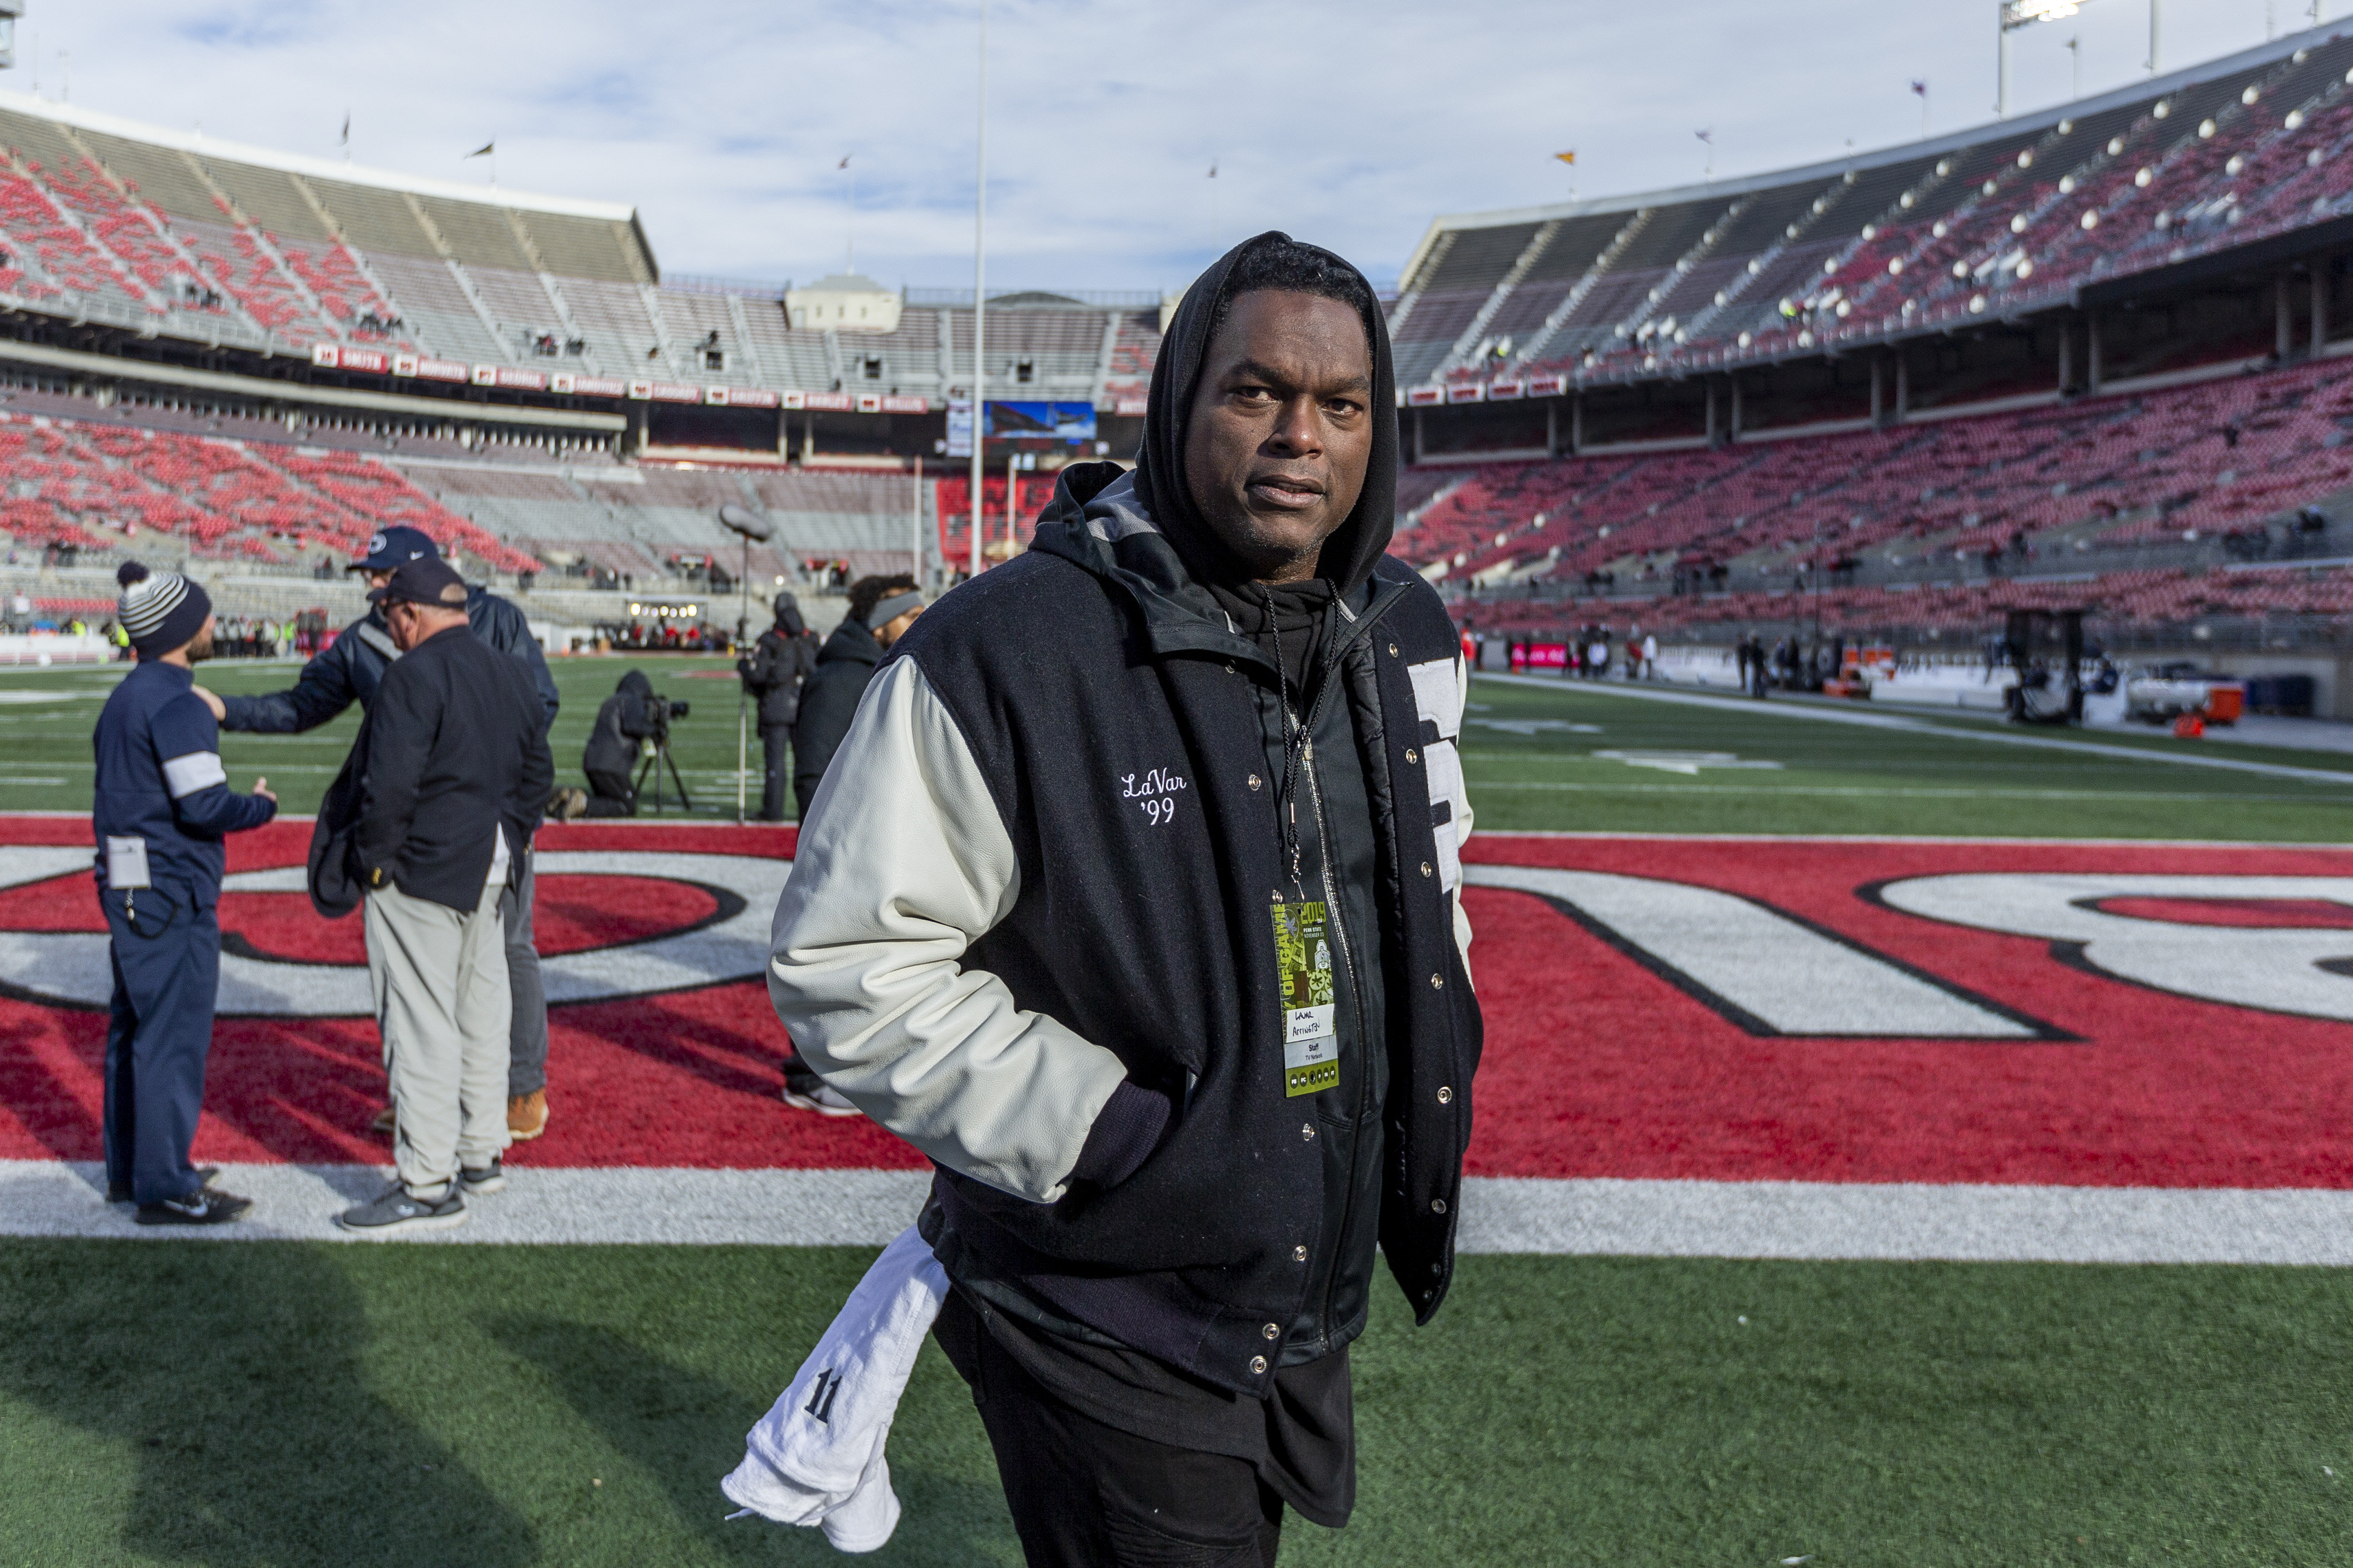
[768,233,1480,1565]
[93,562,276,1224]
[738,591,819,822]
[337,557,552,1238]
[789,574,923,820]
[195,526,563,1144]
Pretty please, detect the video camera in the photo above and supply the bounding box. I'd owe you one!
[641,692,690,737]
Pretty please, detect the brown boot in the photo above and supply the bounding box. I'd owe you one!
[507,1089,548,1142]
[369,1105,395,1137]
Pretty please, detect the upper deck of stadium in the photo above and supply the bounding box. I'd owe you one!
[0,91,1163,418]
[1388,21,2353,400]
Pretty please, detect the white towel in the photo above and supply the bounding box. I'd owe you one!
[722,1224,949,1553]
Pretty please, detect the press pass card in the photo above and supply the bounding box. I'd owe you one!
[1272,900,1340,1097]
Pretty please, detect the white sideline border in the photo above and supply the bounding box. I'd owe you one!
[6,1161,2352,1264]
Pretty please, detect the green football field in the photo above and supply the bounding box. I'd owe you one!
[3,657,2351,1565]
[2,653,2346,837]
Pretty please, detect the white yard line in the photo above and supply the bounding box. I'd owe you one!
[1476,673,2353,787]
[8,1161,2351,1264]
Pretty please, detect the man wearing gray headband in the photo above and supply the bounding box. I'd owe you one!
[789,574,924,825]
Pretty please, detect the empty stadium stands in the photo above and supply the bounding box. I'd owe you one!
[0,94,1162,416]
[1400,25,2353,390]
[1411,353,2353,637]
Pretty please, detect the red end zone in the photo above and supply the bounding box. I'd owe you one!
[1,817,2348,1189]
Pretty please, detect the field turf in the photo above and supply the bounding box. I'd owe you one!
[3,658,2351,1565]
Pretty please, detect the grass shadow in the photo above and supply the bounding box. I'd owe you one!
[0,1239,536,1566]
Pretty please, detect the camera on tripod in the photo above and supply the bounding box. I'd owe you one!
[641,692,690,738]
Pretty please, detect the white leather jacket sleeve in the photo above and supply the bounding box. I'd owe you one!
[768,657,1130,1204]
[1408,652,1477,987]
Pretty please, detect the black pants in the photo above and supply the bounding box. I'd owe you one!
[758,725,790,821]
[935,1292,1282,1568]
[582,766,636,818]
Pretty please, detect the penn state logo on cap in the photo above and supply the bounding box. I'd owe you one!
[349,524,441,572]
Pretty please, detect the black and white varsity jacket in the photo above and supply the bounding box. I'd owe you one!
[766,460,1480,1400]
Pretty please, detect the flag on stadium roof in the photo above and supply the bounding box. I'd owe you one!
[1554,151,1576,166]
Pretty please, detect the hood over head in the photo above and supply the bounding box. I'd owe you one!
[771,591,805,636]
[1131,231,1397,598]
[617,669,653,700]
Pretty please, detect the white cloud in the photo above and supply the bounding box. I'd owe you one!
[17,0,2296,290]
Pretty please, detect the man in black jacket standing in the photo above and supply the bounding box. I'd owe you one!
[737,591,817,822]
[789,574,921,818]
[338,557,553,1238]
[197,525,564,1144]
[768,235,1479,1565]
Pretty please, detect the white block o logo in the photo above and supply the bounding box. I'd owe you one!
[1875,873,2353,1022]
[0,848,791,1017]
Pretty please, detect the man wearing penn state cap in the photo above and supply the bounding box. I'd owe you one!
[336,556,553,1238]
[93,561,277,1224]
[199,525,565,1144]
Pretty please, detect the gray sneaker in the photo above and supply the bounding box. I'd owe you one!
[338,1183,468,1239]
[459,1158,506,1195]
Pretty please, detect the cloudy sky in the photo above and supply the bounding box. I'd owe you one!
[13,1,2315,292]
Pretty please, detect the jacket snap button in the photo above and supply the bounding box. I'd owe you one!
[1430,973,1444,989]
[1293,1244,1309,1262]
[1250,1355,1269,1375]
[1263,1322,1280,1340]
[1437,1086,1453,1104]
[1431,1198,1448,1215]
[1405,747,1419,763]
[1301,1123,1316,1142]
[1247,774,1261,791]
[1420,861,1433,877]
[1387,642,1399,657]
[1431,1262,1443,1275]
[1225,661,1236,674]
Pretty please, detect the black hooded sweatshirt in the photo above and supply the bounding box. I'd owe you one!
[905,233,1469,1526]
[582,669,657,779]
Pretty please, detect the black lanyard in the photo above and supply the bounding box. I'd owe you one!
[1259,585,1338,897]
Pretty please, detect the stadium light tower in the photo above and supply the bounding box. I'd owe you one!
[1998,0,2105,117]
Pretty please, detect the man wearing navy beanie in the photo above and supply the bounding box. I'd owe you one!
[93,562,277,1223]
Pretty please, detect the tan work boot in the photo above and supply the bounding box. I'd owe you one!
[508,1089,549,1142]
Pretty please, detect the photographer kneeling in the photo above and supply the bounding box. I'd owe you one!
[555,670,679,819]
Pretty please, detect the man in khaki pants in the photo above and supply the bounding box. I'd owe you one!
[338,557,553,1238]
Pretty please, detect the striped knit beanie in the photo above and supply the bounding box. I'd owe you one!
[116,561,212,657]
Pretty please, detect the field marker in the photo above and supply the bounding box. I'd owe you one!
[1477,674,2353,786]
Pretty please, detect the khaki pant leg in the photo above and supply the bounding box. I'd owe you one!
[453,874,512,1170]
[366,883,465,1196]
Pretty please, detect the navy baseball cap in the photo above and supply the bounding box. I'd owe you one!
[349,526,441,572]
[366,556,469,609]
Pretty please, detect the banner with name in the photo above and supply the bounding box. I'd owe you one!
[946,399,973,458]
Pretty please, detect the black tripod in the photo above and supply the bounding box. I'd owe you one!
[633,729,694,814]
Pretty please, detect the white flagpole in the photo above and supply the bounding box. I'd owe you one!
[970,0,988,583]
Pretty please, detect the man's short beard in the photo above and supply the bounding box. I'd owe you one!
[184,630,215,664]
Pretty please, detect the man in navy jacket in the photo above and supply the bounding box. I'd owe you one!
[94,562,277,1224]
[769,235,1480,1565]
[197,526,564,1143]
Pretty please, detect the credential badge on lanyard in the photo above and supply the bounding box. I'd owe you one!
[105,835,152,890]
[1272,898,1340,1098]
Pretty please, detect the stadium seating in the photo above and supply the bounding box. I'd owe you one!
[1409,352,2353,635]
[1401,32,2353,390]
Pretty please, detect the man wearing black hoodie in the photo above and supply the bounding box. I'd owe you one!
[737,591,818,822]
[768,235,1479,1565]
